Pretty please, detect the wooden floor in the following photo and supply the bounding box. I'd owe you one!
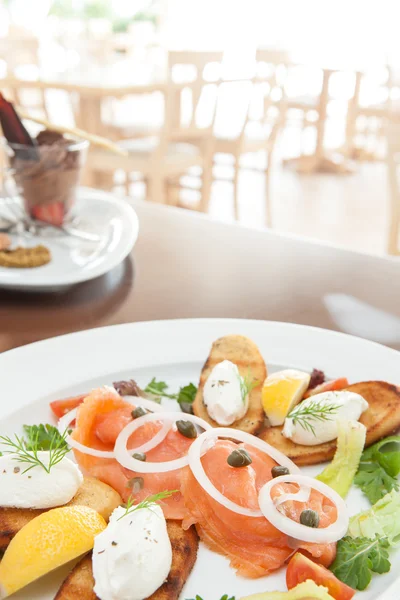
[123,126,391,257]
[207,158,388,256]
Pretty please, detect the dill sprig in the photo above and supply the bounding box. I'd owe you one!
[0,427,69,474]
[238,368,259,403]
[287,398,342,436]
[118,490,178,521]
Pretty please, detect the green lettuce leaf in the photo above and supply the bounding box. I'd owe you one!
[330,535,390,590]
[348,489,400,545]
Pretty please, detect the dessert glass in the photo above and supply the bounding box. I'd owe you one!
[1,136,89,227]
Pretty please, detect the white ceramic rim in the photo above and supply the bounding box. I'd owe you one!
[0,318,399,600]
[1,318,399,421]
[0,189,138,288]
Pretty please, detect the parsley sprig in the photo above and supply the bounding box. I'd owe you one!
[355,435,400,503]
[144,378,197,406]
[287,397,342,436]
[0,426,69,474]
[188,596,235,600]
[330,535,390,590]
[118,490,177,521]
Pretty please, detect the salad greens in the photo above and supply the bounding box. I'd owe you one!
[330,535,390,590]
[144,378,197,407]
[188,596,235,600]
[316,420,366,498]
[360,435,400,476]
[23,424,68,450]
[355,435,400,504]
[348,489,400,546]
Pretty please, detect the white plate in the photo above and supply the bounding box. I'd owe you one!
[0,189,138,291]
[1,319,400,600]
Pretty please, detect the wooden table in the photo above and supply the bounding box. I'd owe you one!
[1,198,400,354]
[0,61,171,135]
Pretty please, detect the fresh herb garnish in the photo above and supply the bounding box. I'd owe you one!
[23,424,68,451]
[144,378,197,406]
[176,383,197,404]
[144,378,171,401]
[117,490,177,521]
[187,596,235,600]
[238,369,259,403]
[355,463,399,504]
[330,535,390,590]
[287,398,342,436]
[0,427,69,474]
[355,435,400,503]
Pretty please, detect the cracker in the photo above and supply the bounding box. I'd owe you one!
[0,245,51,268]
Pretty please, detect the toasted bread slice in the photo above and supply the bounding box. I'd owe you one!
[54,554,96,600]
[259,381,400,466]
[55,521,199,600]
[0,477,121,550]
[193,335,267,434]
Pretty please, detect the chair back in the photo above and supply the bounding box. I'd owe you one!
[213,50,284,143]
[167,50,224,141]
[0,36,39,74]
[386,121,400,254]
[253,48,287,123]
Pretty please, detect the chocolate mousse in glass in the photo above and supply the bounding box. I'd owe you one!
[7,130,89,227]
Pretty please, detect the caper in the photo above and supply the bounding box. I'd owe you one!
[180,402,194,415]
[176,420,197,439]
[127,476,144,493]
[271,466,290,478]
[132,452,146,462]
[227,448,252,468]
[300,509,320,528]
[131,406,147,419]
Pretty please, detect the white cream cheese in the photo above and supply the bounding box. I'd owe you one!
[93,504,172,600]
[0,452,83,509]
[203,360,248,426]
[282,391,369,445]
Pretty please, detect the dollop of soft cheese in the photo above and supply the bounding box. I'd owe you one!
[282,391,369,446]
[203,359,247,426]
[0,452,83,509]
[93,504,172,600]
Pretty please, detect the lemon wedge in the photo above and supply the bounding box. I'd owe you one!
[0,505,106,599]
[261,369,310,426]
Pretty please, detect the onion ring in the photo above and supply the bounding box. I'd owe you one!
[58,408,115,459]
[114,412,212,473]
[188,427,300,518]
[258,474,349,543]
[131,421,172,454]
[273,485,311,507]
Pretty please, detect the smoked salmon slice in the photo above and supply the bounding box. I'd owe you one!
[181,440,336,578]
[71,388,193,519]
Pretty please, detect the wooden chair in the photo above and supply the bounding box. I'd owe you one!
[0,35,48,119]
[344,66,399,161]
[386,121,400,255]
[103,50,224,143]
[85,81,217,209]
[212,52,284,225]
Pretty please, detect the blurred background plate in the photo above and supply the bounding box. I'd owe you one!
[0,188,139,291]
